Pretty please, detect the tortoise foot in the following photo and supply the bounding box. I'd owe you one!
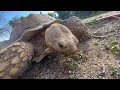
[0,41,34,79]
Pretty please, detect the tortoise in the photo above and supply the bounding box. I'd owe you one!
[0,14,90,79]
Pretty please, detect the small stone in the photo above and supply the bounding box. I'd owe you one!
[111,46,115,49]
[0,62,9,72]
[0,72,5,77]
[73,71,75,74]
[20,52,27,58]
[68,70,72,74]
[22,56,28,62]
[10,67,19,76]
[11,56,21,64]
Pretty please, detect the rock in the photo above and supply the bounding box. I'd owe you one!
[68,70,72,74]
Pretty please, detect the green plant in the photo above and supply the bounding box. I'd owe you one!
[68,75,75,79]
[27,61,34,67]
[111,67,120,75]
[111,41,119,46]
[72,60,80,69]
[109,41,120,53]
[110,47,120,53]
[110,41,120,53]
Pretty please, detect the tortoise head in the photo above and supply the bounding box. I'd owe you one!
[56,36,79,55]
[45,23,79,55]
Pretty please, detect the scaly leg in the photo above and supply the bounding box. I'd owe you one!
[33,47,57,63]
[0,41,34,79]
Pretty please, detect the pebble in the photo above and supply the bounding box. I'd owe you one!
[68,70,72,74]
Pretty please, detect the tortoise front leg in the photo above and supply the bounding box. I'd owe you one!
[33,47,57,63]
[0,41,34,79]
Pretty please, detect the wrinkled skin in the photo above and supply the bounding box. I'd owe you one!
[45,23,79,55]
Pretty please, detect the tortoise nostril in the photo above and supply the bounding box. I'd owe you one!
[59,43,64,48]
[58,43,67,49]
